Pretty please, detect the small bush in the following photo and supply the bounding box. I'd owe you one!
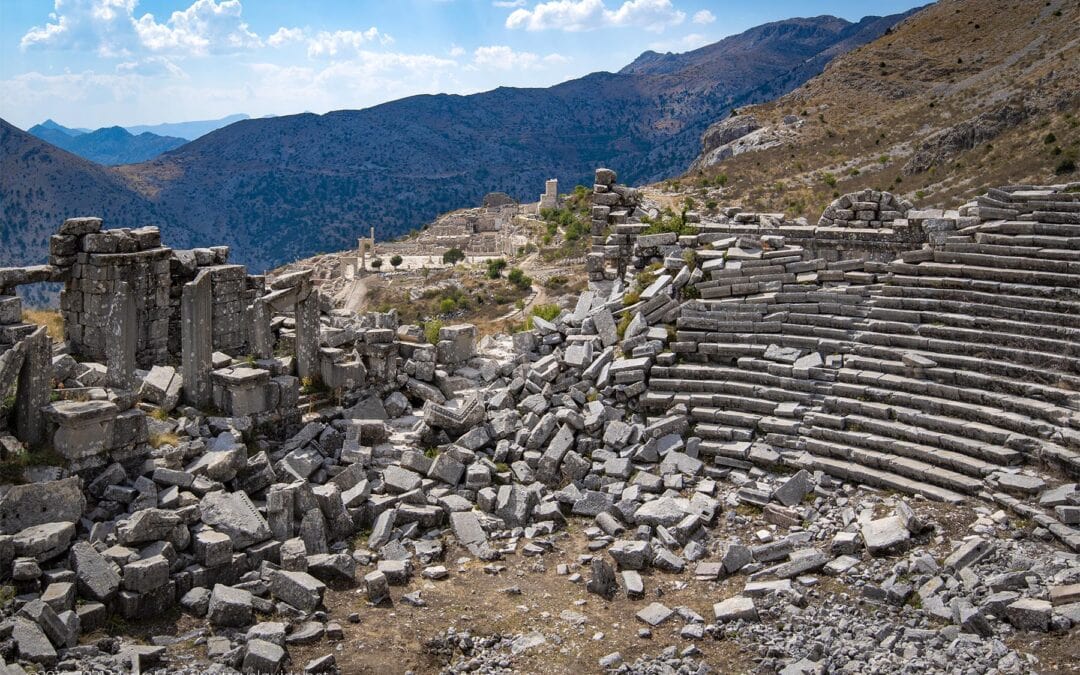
[423,320,443,345]
[1044,132,1057,144]
[525,303,561,329]
[1056,158,1077,175]
[508,268,532,290]
[486,258,507,279]
[442,248,465,265]
[370,258,383,269]
[390,254,403,269]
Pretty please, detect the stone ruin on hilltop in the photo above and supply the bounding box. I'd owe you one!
[0,171,1077,672]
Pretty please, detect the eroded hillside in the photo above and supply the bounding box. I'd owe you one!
[685,0,1080,217]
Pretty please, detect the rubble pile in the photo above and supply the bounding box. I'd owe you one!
[0,173,1076,673]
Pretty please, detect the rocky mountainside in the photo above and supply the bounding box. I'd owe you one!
[27,123,187,166]
[0,120,180,270]
[3,11,913,274]
[685,0,1080,215]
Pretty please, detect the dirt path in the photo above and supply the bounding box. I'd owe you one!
[288,529,756,674]
[340,275,371,313]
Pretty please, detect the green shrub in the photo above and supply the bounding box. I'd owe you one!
[442,248,465,265]
[1056,158,1076,175]
[390,254,403,269]
[423,320,443,345]
[525,303,561,329]
[486,258,507,279]
[508,267,532,290]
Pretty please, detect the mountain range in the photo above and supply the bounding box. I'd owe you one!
[1,11,917,273]
[27,121,188,166]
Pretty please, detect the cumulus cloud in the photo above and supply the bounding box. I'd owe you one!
[692,9,714,25]
[21,0,264,56]
[21,0,140,56]
[267,26,305,47]
[133,0,261,54]
[506,0,685,32]
[306,28,394,58]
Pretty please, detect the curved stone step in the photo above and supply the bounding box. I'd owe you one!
[855,328,1080,377]
[887,276,1080,308]
[830,381,1058,441]
[836,365,1078,427]
[868,305,1080,343]
[878,282,1080,315]
[851,342,1080,392]
[801,438,983,494]
[873,291,1080,328]
[806,425,999,478]
[794,453,967,503]
[838,412,1023,465]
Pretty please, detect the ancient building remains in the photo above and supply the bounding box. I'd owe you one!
[0,172,1077,673]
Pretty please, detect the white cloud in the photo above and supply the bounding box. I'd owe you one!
[267,26,305,47]
[506,0,685,32]
[133,0,261,54]
[471,45,567,70]
[21,0,140,57]
[306,28,394,58]
[692,9,714,25]
[493,0,526,6]
[115,55,187,78]
[448,45,467,57]
[21,0,265,57]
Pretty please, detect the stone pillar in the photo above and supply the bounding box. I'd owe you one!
[106,281,137,390]
[15,326,50,448]
[249,297,273,360]
[181,270,213,408]
[295,286,319,382]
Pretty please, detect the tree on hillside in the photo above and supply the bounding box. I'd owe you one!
[443,248,465,266]
[390,254,403,269]
[371,258,383,270]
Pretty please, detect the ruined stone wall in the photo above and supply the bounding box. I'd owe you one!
[168,250,264,358]
[52,219,172,367]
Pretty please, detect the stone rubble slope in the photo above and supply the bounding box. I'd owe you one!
[0,172,1075,673]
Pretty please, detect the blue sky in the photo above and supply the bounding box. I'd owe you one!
[0,0,927,129]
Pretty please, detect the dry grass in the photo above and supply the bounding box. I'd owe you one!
[21,309,64,342]
[149,432,181,449]
[684,0,1080,217]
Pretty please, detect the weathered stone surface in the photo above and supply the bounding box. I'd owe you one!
[199,491,271,549]
[714,596,758,622]
[271,570,326,612]
[208,584,254,627]
[70,541,121,602]
[0,477,85,535]
[861,516,910,555]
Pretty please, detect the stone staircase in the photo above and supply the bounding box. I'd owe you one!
[639,186,1080,547]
